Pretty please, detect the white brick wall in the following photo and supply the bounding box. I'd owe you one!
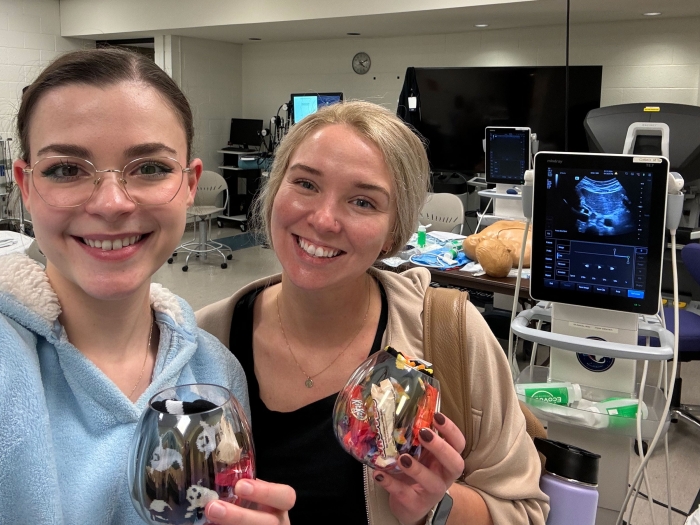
[176,36,243,172]
[242,16,700,122]
[0,0,90,150]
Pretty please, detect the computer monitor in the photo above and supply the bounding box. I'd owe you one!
[291,93,343,124]
[229,118,263,149]
[530,152,669,315]
[485,127,531,185]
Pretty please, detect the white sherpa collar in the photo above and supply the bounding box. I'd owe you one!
[0,253,184,325]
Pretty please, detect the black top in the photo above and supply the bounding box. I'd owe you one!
[229,284,388,524]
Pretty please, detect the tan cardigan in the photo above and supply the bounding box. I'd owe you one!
[196,267,549,525]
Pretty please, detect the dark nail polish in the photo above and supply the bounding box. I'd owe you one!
[419,428,434,442]
[434,412,446,425]
[375,474,384,482]
[400,455,413,469]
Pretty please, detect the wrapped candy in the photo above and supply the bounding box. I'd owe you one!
[333,347,441,472]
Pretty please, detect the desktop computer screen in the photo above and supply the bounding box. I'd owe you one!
[291,93,343,124]
[530,152,669,314]
[485,127,531,185]
[229,118,263,150]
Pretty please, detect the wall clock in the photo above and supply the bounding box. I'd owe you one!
[352,52,371,75]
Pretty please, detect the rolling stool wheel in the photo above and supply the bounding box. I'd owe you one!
[221,263,228,269]
[182,266,188,272]
[226,254,232,260]
[167,258,173,264]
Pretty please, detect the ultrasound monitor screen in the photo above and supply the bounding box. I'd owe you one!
[485,127,530,184]
[530,152,669,314]
[291,93,343,124]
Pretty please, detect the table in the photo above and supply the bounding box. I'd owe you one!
[376,262,531,300]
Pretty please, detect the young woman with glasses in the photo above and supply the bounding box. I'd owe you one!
[0,48,294,524]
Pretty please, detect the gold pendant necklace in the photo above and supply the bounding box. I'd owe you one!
[276,277,371,388]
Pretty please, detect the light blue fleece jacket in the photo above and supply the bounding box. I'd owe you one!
[0,253,250,525]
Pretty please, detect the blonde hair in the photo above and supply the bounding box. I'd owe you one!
[253,100,430,258]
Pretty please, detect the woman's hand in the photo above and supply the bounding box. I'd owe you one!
[372,412,466,525]
[204,479,296,525]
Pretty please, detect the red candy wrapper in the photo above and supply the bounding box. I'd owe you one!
[215,455,254,487]
[411,382,439,446]
[342,385,376,459]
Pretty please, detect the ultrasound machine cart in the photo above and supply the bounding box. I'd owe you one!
[509,147,685,524]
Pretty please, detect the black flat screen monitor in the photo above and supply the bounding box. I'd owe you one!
[291,93,343,124]
[405,66,602,174]
[230,118,263,149]
[485,127,531,184]
[530,152,669,315]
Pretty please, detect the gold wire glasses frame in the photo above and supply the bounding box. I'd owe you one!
[23,156,192,208]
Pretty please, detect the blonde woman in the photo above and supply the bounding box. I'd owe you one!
[198,101,549,525]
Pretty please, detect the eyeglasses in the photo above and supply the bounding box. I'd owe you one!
[23,156,191,208]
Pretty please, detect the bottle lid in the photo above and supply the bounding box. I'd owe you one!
[571,383,582,402]
[534,437,600,485]
[418,225,426,232]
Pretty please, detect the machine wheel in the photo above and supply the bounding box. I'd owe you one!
[217,220,223,228]
[221,263,228,269]
[239,224,247,232]
[182,266,188,272]
[633,440,649,457]
[167,258,173,264]
[226,254,233,260]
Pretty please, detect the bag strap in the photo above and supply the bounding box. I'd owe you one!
[422,286,473,458]
[423,287,548,473]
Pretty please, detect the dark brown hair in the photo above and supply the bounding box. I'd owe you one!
[17,48,194,162]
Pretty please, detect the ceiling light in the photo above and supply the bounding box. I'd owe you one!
[642,12,661,16]
[347,32,361,36]
[474,24,489,28]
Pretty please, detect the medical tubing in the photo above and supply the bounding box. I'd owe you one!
[508,217,530,379]
[656,297,665,389]
[529,319,544,368]
[475,198,493,233]
[625,354,649,525]
[616,231,680,525]
[664,354,672,525]
[664,434,672,525]
[636,359,658,525]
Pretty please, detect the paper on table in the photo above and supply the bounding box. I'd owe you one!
[459,262,530,279]
[427,231,467,242]
[380,257,408,268]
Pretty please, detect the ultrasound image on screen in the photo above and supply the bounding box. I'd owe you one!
[573,177,634,236]
[546,168,652,247]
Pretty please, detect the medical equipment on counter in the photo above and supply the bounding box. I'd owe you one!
[510,149,684,525]
[477,127,538,227]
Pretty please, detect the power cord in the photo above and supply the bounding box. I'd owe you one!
[627,486,689,517]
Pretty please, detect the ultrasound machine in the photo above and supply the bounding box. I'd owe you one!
[510,140,685,523]
[477,126,537,224]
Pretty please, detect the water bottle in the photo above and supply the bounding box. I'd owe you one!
[417,224,427,248]
[534,438,600,525]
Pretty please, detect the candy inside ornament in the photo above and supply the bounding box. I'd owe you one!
[333,347,440,472]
